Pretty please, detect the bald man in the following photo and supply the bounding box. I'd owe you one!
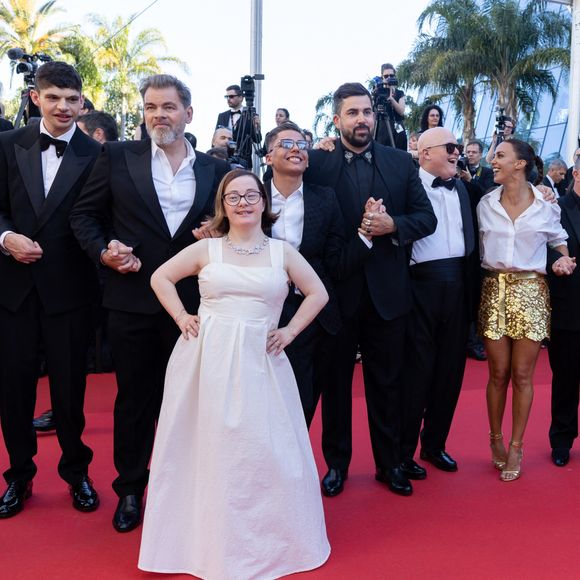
[400,127,477,479]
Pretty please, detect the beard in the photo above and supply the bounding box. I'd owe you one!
[342,124,372,149]
[148,124,179,146]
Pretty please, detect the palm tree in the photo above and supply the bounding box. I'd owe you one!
[0,0,71,58]
[398,0,484,142]
[313,91,338,139]
[476,0,570,120]
[88,14,188,140]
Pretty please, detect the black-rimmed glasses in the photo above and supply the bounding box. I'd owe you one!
[222,191,263,206]
[382,74,395,79]
[425,142,459,154]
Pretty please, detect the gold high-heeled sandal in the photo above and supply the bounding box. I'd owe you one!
[489,432,506,470]
[500,440,524,482]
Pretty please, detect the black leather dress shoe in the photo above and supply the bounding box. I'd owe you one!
[70,476,99,512]
[0,480,33,518]
[113,494,143,533]
[400,459,427,480]
[375,467,413,496]
[467,345,487,361]
[420,449,458,472]
[551,447,570,467]
[33,409,56,432]
[321,468,348,497]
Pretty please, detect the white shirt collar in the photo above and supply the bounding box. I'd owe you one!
[151,137,196,164]
[271,180,304,199]
[39,118,76,143]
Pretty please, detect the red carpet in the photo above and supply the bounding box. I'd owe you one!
[1,351,579,579]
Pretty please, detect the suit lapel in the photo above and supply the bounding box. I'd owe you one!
[372,147,395,215]
[37,129,96,230]
[456,180,475,255]
[125,144,172,238]
[14,127,45,218]
[563,195,580,250]
[173,154,215,239]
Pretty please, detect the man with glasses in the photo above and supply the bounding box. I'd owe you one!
[374,63,407,151]
[216,84,260,170]
[71,74,228,533]
[485,116,516,165]
[306,83,436,498]
[399,127,477,480]
[264,121,344,426]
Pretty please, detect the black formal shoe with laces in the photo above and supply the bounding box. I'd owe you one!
[420,449,458,472]
[70,476,99,512]
[0,480,33,518]
[113,494,143,533]
[33,409,56,432]
[400,459,427,480]
[551,447,570,467]
[321,468,348,497]
[375,467,413,496]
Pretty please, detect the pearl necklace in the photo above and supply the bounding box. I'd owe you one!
[225,234,269,255]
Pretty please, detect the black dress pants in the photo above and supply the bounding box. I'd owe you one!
[108,309,179,497]
[400,265,468,461]
[0,290,93,485]
[320,285,407,472]
[548,328,580,450]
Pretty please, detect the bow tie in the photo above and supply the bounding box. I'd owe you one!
[344,150,373,165]
[431,176,455,190]
[39,133,68,158]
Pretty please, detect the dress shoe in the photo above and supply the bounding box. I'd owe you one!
[420,449,458,472]
[70,476,99,512]
[113,494,142,533]
[0,480,32,518]
[33,409,56,432]
[551,447,570,467]
[400,459,427,480]
[321,468,348,497]
[466,345,487,361]
[375,467,413,496]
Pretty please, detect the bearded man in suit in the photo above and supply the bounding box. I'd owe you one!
[71,74,228,533]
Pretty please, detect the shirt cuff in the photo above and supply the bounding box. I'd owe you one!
[358,232,373,249]
[0,230,14,255]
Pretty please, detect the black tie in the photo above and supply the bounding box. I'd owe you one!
[39,133,68,158]
[344,150,373,165]
[432,176,455,190]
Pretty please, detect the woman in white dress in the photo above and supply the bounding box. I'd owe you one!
[138,169,331,579]
[477,139,575,482]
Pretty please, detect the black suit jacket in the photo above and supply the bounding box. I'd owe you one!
[542,175,557,193]
[0,123,100,315]
[265,181,344,335]
[548,193,580,331]
[70,140,229,315]
[470,165,495,194]
[305,141,437,321]
[216,110,234,130]
[0,118,14,133]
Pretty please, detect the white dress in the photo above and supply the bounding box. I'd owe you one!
[138,237,330,580]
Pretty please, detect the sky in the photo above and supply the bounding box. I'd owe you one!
[0,0,431,150]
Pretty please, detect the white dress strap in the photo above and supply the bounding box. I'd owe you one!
[207,237,223,264]
[269,238,285,271]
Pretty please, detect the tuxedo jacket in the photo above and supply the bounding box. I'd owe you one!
[0,123,100,315]
[542,175,557,193]
[265,181,344,335]
[70,140,229,315]
[548,193,580,331]
[305,141,437,321]
[471,165,495,194]
[216,110,234,130]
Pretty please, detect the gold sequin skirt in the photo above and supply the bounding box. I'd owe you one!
[478,271,550,342]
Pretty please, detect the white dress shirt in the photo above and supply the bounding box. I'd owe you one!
[151,139,196,237]
[411,168,466,264]
[477,184,568,274]
[0,120,76,250]
[270,181,304,251]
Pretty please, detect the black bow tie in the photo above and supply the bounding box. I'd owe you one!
[39,133,68,158]
[431,176,455,190]
[344,150,373,165]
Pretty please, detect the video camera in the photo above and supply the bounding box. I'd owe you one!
[7,48,52,86]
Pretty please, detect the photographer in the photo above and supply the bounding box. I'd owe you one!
[485,112,515,165]
[215,81,261,170]
[458,140,495,194]
[373,63,407,151]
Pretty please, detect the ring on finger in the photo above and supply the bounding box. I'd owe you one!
[366,227,371,233]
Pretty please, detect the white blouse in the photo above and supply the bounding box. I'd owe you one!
[477,184,568,274]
